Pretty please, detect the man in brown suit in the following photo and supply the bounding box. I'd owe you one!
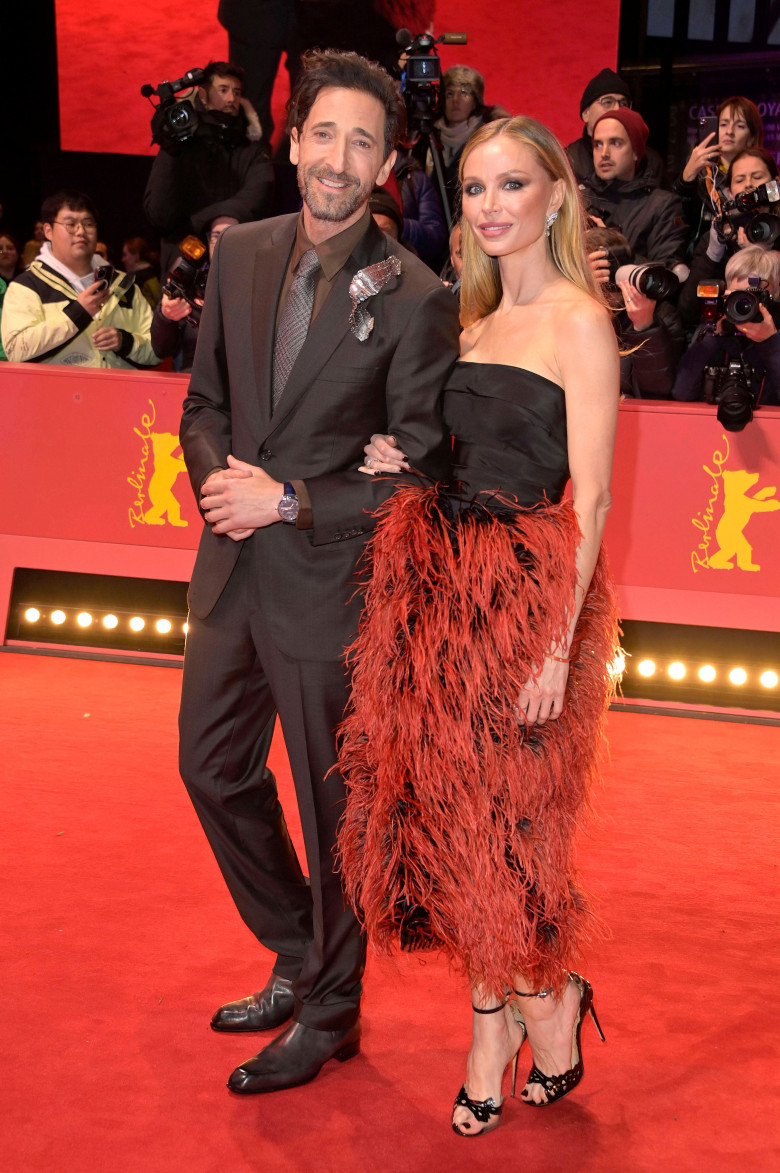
[178,50,459,1094]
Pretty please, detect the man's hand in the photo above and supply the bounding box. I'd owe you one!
[92,326,122,352]
[76,280,110,317]
[201,455,284,537]
[734,303,777,344]
[161,294,192,322]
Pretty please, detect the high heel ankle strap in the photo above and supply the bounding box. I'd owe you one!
[472,1000,507,1014]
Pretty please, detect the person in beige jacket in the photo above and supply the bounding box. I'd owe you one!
[1,190,157,368]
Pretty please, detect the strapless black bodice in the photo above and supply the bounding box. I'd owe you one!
[443,361,569,506]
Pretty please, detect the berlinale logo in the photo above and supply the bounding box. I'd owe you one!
[691,435,779,573]
[127,399,188,528]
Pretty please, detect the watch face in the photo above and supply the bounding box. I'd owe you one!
[278,493,299,523]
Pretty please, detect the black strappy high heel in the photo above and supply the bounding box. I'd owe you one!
[512,972,604,1107]
[451,1001,527,1138]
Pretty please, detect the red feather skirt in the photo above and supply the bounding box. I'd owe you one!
[336,484,620,997]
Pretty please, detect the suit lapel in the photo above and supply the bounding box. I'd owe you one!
[268,219,391,433]
[251,217,297,434]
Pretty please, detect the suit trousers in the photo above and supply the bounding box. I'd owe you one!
[178,540,365,1031]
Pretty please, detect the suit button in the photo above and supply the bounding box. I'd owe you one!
[259,449,272,461]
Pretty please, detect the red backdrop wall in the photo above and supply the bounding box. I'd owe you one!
[55,1,621,156]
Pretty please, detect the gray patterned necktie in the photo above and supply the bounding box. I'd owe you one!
[272,247,321,408]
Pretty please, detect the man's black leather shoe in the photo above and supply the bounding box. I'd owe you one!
[211,973,296,1033]
[227,1020,361,1094]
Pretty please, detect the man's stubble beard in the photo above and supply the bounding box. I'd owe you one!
[298,165,374,223]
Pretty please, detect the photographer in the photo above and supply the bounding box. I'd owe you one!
[427,65,508,212]
[678,147,779,327]
[673,96,764,237]
[143,61,274,276]
[1,191,156,368]
[149,221,231,371]
[588,226,685,398]
[581,109,688,267]
[672,246,780,407]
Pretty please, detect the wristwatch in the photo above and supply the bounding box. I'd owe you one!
[277,481,299,524]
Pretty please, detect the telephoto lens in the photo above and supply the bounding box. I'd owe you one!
[614,263,680,301]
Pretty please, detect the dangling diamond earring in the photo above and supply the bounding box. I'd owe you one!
[545,211,559,238]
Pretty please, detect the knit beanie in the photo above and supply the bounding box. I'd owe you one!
[592,108,649,161]
[580,68,631,115]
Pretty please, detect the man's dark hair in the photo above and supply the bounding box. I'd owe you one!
[286,49,406,159]
[202,61,245,90]
[41,190,98,226]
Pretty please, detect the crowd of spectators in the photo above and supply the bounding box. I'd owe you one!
[1,53,779,413]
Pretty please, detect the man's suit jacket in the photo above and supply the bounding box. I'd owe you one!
[180,212,460,661]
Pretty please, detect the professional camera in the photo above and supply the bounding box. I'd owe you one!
[703,355,758,431]
[162,235,209,327]
[141,68,205,151]
[614,262,686,301]
[696,277,778,336]
[395,28,467,131]
[714,181,780,246]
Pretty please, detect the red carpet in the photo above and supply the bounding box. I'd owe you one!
[1,652,779,1172]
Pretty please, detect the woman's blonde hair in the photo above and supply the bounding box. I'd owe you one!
[458,115,605,326]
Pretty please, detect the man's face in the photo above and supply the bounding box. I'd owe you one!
[290,87,394,230]
[200,74,242,116]
[582,93,631,137]
[592,119,637,182]
[729,156,773,198]
[43,205,98,271]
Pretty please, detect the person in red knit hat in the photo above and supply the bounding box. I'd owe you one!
[581,109,688,266]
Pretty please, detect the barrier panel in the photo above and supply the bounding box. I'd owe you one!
[2,363,779,639]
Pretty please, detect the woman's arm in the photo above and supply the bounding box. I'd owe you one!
[517,301,619,725]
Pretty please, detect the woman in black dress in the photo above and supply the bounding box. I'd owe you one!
[338,115,620,1136]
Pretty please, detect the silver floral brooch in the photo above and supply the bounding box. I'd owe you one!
[348,256,402,341]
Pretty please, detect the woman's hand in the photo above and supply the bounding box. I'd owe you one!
[619,280,655,332]
[515,656,570,726]
[359,433,411,475]
[682,132,720,183]
[588,248,611,286]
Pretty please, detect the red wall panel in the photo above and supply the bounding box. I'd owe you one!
[55,0,620,155]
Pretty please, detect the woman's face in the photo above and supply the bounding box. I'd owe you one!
[0,235,19,277]
[460,138,563,258]
[121,245,138,270]
[729,155,773,197]
[444,83,476,125]
[719,105,752,162]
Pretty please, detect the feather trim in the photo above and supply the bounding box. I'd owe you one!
[337,484,620,997]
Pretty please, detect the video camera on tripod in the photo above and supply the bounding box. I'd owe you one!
[395,27,467,228]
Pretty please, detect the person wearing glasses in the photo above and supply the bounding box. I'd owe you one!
[428,65,509,213]
[565,68,666,187]
[1,190,157,368]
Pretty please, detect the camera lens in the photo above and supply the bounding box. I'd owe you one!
[717,386,754,432]
[746,214,780,245]
[724,290,760,324]
[168,105,193,130]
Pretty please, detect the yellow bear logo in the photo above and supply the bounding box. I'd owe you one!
[143,432,188,527]
[707,470,778,572]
